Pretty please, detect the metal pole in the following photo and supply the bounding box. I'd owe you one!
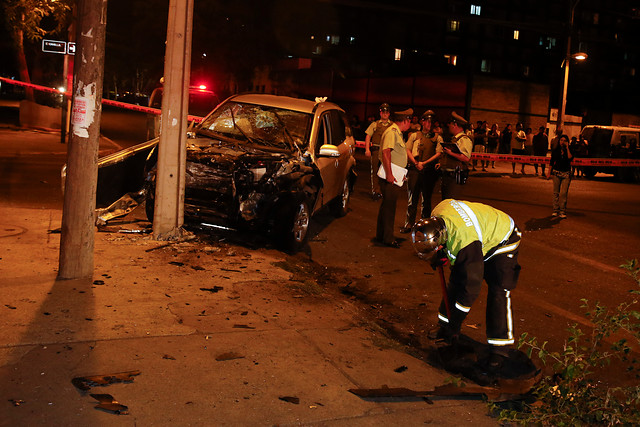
[558,0,580,133]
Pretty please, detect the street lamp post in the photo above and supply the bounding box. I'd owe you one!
[558,0,586,134]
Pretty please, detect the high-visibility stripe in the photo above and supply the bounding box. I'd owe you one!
[487,289,514,345]
[455,302,470,313]
[485,240,520,261]
[455,201,483,244]
[438,313,449,323]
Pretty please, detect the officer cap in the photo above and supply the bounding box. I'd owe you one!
[421,109,435,121]
[379,103,390,112]
[448,111,469,127]
[392,108,414,122]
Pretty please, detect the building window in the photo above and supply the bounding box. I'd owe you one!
[480,59,491,73]
[593,13,599,25]
[513,30,520,40]
[540,37,557,50]
[330,35,340,45]
[394,48,403,61]
[444,54,457,66]
[470,5,481,15]
[313,46,322,55]
[523,65,530,77]
[350,36,355,44]
[447,20,460,32]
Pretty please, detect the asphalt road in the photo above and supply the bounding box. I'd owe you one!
[2,105,639,386]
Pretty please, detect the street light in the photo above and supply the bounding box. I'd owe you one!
[558,0,587,134]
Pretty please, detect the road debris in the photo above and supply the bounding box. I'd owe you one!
[394,366,408,373]
[215,352,244,361]
[279,396,300,404]
[72,370,141,392]
[8,399,25,406]
[200,286,223,293]
[90,393,129,415]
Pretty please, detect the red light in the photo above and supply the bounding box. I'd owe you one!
[198,84,207,90]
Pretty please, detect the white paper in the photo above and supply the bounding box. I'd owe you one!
[377,163,407,187]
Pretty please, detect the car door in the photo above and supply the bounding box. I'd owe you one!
[313,109,352,210]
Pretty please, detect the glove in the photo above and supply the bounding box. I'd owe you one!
[430,250,449,270]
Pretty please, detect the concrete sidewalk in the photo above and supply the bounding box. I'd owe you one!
[0,127,497,425]
[0,206,497,426]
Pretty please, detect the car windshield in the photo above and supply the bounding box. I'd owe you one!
[199,101,311,150]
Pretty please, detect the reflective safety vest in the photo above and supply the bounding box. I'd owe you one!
[432,199,518,265]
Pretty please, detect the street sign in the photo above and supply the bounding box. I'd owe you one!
[67,42,76,55]
[42,39,66,54]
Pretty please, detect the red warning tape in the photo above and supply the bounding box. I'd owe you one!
[471,152,640,167]
[0,76,203,122]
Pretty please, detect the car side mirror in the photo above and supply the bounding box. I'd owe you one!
[318,144,340,157]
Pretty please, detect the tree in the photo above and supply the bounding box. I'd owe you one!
[1,0,72,100]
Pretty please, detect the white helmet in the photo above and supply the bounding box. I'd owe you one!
[412,217,447,262]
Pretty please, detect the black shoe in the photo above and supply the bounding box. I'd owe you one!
[427,326,457,344]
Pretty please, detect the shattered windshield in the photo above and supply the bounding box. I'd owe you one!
[199,101,311,150]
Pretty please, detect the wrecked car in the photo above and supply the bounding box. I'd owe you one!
[80,94,357,251]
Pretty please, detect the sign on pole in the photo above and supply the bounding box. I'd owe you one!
[67,42,76,55]
[42,39,66,54]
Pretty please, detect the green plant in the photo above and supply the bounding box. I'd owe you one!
[492,259,640,426]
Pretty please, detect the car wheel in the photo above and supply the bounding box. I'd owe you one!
[330,178,350,217]
[583,167,596,179]
[277,197,310,253]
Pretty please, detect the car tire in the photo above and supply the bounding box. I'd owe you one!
[583,167,597,179]
[330,178,350,217]
[276,196,310,253]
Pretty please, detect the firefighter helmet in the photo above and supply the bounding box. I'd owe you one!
[412,217,448,261]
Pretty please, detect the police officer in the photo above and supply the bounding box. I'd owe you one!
[412,199,522,367]
[375,108,413,248]
[365,103,392,198]
[401,110,442,233]
[425,112,472,200]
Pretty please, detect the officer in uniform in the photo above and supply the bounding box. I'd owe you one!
[375,108,413,248]
[401,110,443,233]
[412,199,522,367]
[365,103,392,198]
[425,112,472,200]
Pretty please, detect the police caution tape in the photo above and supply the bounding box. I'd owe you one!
[0,76,203,122]
[471,153,640,167]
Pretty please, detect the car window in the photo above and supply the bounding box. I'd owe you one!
[199,101,311,150]
[328,110,348,145]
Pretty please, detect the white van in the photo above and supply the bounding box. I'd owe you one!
[579,125,640,182]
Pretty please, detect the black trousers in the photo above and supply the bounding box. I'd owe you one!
[438,229,521,346]
[440,170,463,200]
[376,178,401,244]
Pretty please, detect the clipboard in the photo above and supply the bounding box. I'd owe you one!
[377,163,408,187]
[441,142,461,154]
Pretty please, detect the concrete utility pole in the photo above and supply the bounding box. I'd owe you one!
[153,0,194,240]
[58,0,108,279]
[558,0,581,133]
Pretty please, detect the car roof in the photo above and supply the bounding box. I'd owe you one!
[227,93,342,114]
[582,125,640,133]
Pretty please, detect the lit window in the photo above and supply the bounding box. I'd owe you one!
[523,66,530,77]
[326,35,330,42]
[540,37,556,50]
[448,20,460,32]
[470,5,481,15]
[444,54,457,66]
[513,30,520,40]
[330,35,340,45]
[310,35,315,40]
[350,36,355,44]
[394,48,403,61]
[313,46,322,55]
[593,13,599,25]
[480,59,491,73]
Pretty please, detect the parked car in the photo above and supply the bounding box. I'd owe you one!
[84,93,357,252]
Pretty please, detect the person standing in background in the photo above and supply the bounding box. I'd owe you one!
[548,134,573,219]
[532,126,549,176]
[364,103,392,199]
[486,123,500,169]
